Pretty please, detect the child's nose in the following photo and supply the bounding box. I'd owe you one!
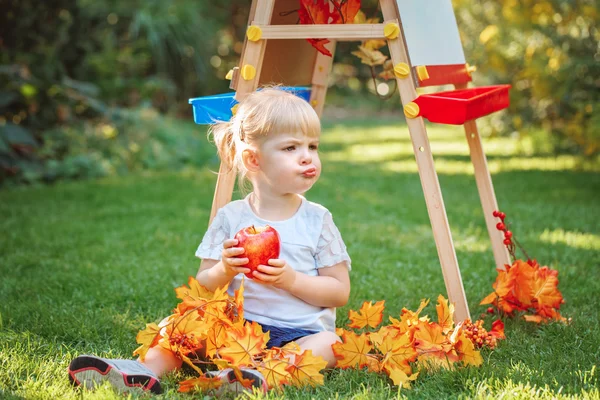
[300,150,312,164]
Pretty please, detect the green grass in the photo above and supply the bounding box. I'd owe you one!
[1,117,599,399]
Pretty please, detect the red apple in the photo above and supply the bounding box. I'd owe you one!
[234,225,281,279]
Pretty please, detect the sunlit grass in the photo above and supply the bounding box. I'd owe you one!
[1,117,598,399]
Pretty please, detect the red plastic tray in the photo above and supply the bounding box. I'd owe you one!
[412,85,511,125]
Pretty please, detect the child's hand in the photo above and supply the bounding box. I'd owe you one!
[220,239,251,278]
[253,259,296,291]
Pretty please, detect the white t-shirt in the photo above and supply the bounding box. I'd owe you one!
[195,194,351,332]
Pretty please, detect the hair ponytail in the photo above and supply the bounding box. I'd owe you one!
[208,121,237,170]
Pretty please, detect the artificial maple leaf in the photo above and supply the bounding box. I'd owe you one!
[133,322,161,361]
[330,0,362,24]
[258,356,291,389]
[489,319,505,339]
[175,276,215,301]
[398,299,430,326]
[348,300,385,329]
[159,310,207,356]
[286,350,328,387]
[218,321,269,367]
[368,325,402,347]
[387,367,419,388]
[413,322,448,354]
[453,333,483,366]
[435,295,455,334]
[512,260,537,307]
[332,330,373,369]
[178,375,223,393]
[205,319,233,358]
[298,0,330,25]
[351,45,388,66]
[308,38,333,57]
[378,333,417,376]
[234,281,245,321]
[523,314,543,323]
[354,9,379,24]
[531,266,563,309]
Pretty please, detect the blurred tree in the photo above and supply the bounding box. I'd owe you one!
[454,0,599,156]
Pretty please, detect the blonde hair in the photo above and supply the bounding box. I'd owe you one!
[209,87,321,193]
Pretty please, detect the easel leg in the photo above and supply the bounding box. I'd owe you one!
[380,0,470,322]
[462,119,511,270]
[208,0,275,224]
[310,41,336,118]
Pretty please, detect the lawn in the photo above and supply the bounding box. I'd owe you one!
[1,116,599,399]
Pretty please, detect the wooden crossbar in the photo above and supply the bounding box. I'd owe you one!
[254,22,389,40]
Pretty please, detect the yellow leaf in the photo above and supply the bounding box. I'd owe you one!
[159,310,207,356]
[234,279,245,321]
[379,333,417,376]
[348,300,385,329]
[363,39,386,50]
[178,375,223,393]
[218,321,269,367]
[454,333,483,366]
[332,330,373,369]
[132,322,161,361]
[387,367,419,388]
[175,276,215,301]
[414,322,447,353]
[351,45,388,66]
[435,295,455,334]
[285,350,327,387]
[258,357,291,389]
[205,320,233,358]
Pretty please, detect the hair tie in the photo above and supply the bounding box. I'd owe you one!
[239,120,246,142]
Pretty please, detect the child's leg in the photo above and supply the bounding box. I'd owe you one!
[294,331,341,368]
[140,346,183,377]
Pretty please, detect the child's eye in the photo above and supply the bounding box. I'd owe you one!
[284,146,295,151]
[309,144,319,150]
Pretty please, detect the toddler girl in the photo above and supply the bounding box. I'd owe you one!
[68,87,351,395]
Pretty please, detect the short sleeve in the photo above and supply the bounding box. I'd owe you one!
[315,212,351,270]
[195,209,230,260]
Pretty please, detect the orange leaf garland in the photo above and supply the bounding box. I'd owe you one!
[178,375,223,393]
[132,322,161,362]
[258,357,292,389]
[298,0,361,56]
[348,300,385,329]
[285,350,328,387]
[332,330,373,369]
[218,321,269,367]
[435,294,455,334]
[481,259,566,323]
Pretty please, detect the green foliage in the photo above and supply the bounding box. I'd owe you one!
[455,0,599,156]
[0,0,230,185]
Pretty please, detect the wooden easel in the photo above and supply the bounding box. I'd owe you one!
[208,0,511,322]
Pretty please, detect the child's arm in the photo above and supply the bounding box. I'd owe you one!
[253,260,350,308]
[195,238,251,291]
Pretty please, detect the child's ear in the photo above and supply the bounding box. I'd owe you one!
[242,149,260,172]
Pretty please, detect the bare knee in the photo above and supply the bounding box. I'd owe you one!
[296,331,341,369]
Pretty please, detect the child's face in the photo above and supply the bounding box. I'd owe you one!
[255,131,321,195]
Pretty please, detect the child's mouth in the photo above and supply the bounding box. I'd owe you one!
[302,168,317,177]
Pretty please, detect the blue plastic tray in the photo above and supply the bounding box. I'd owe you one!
[189,87,311,125]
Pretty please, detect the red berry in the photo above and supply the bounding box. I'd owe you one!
[498,212,506,220]
[496,222,505,231]
[493,210,499,217]
[504,230,512,238]
[503,238,512,245]
[487,307,494,314]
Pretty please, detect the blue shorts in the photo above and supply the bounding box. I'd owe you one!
[248,320,319,348]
